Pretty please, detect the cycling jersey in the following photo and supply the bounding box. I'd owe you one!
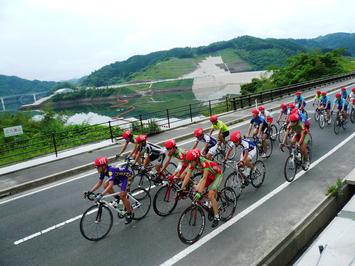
[196,134,217,148]
[320,96,331,109]
[126,134,139,144]
[172,147,188,162]
[294,96,306,108]
[334,98,348,111]
[349,92,355,102]
[140,142,166,163]
[99,166,133,191]
[250,116,268,128]
[287,122,310,144]
[342,91,348,100]
[212,120,229,133]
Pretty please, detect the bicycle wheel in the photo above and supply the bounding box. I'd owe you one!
[130,188,151,220]
[278,125,286,143]
[153,184,178,216]
[80,204,113,241]
[303,109,308,120]
[165,162,177,176]
[224,172,242,199]
[132,173,151,192]
[284,155,297,182]
[213,152,225,167]
[350,108,355,123]
[264,138,273,158]
[318,113,325,129]
[314,110,319,122]
[269,124,278,141]
[218,187,237,222]
[334,118,340,135]
[251,160,266,188]
[177,205,205,245]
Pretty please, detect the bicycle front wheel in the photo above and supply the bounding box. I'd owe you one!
[130,188,151,220]
[334,118,340,135]
[165,162,177,176]
[264,138,273,158]
[177,205,205,245]
[314,110,319,121]
[350,108,355,123]
[278,125,286,143]
[284,156,297,182]
[153,184,178,216]
[224,171,242,199]
[218,187,237,222]
[132,173,152,192]
[80,204,113,241]
[251,160,266,188]
[213,152,225,167]
[270,124,278,141]
[318,114,325,129]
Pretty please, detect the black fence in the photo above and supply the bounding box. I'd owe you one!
[0,71,354,167]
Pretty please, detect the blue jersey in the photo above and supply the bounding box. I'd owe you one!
[197,134,217,147]
[342,91,348,99]
[250,116,268,128]
[320,96,330,107]
[294,96,306,108]
[334,98,348,110]
[241,138,256,152]
[99,165,133,185]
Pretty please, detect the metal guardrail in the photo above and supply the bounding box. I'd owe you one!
[0,71,354,167]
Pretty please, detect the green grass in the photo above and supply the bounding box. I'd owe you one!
[131,58,197,80]
[150,79,193,90]
[212,48,244,64]
[338,56,355,72]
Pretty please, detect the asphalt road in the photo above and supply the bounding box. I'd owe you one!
[1,92,355,265]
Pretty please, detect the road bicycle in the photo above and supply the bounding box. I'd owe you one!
[247,135,273,159]
[333,111,348,135]
[282,142,311,182]
[267,117,278,142]
[223,159,266,199]
[80,189,151,241]
[318,108,331,129]
[177,186,237,244]
[350,100,355,123]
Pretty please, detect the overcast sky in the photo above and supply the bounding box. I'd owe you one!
[0,0,354,81]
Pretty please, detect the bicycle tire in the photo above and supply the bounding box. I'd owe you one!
[350,108,355,123]
[334,118,340,135]
[284,155,297,182]
[213,152,225,167]
[278,125,286,143]
[318,113,325,129]
[264,138,273,158]
[251,160,266,188]
[177,205,205,245]
[224,171,242,199]
[218,187,237,222]
[270,124,278,141]
[165,162,177,176]
[80,204,113,241]
[130,188,151,220]
[153,184,179,216]
[314,110,319,122]
[132,173,151,192]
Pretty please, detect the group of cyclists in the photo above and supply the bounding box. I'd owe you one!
[84,86,355,228]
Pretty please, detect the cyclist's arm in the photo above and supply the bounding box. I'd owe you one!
[299,129,305,145]
[101,180,114,196]
[89,179,103,193]
[129,143,139,157]
[161,155,172,173]
[191,140,198,150]
[202,143,209,155]
[277,112,282,123]
[246,124,252,137]
[119,141,129,156]
[209,127,214,136]
[242,149,249,163]
[282,128,290,145]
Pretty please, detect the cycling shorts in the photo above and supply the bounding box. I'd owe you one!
[205,173,223,191]
[293,133,310,145]
[240,148,256,161]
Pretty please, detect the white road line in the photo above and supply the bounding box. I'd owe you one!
[160,132,355,266]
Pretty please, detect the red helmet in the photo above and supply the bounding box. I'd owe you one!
[335,93,341,98]
[341,87,346,92]
[295,91,302,96]
[136,134,147,143]
[316,90,321,95]
[210,115,218,123]
[280,103,287,110]
[289,113,299,122]
[186,149,201,161]
[94,157,108,167]
[258,105,265,111]
[291,108,299,114]
[352,87,355,93]
[252,108,259,115]
[321,91,327,96]
[194,128,203,138]
[230,130,241,143]
[352,99,355,104]
[288,103,296,109]
[164,139,176,149]
[122,130,132,140]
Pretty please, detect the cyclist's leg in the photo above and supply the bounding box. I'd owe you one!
[208,174,223,216]
[300,136,309,161]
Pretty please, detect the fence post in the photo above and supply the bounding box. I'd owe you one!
[225,97,229,112]
[189,104,193,122]
[166,109,170,128]
[139,114,143,131]
[270,89,273,101]
[208,100,212,116]
[51,133,58,157]
[232,97,237,110]
[108,121,114,142]
[240,97,244,109]
[248,95,251,106]
[260,92,263,103]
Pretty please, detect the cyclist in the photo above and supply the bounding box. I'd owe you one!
[192,127,218,160]
[294,91,307,116]
[258,105,274,127]
[224,130,257,185]
[276,103,289,124]
[181,148,223,228]
[134,135,166,178]
[349,88,355,111]
[319,91,332,124]
[208,115,230,146]
[280,113,311,170]
[85,157,134,224]
[341,87,348,101]
[246,108,269,158]
[332,92,349,121]
[116,130,139,159]
[161,139,189,181]
[313,90,322,108]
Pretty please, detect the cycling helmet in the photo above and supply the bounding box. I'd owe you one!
[230,130,241,143]
[289,113,299,122]
[288,103,296,109]
[252,108,259,115]
[321,91,327,96]
[291,108,299,114]
[280,103,287,110]
[295,91,302,96]
[122,130,132,140]
[186,149,201,161]
[341,87,346,92]
[136,134,147,143]
[210,115,218,123]
[94,157,108,167]
[194,128,203,138]
[335,92,341,98]
[258,105,265,111]
[352,87,355,93]
[164,139,176,149]
[316,90,321,95]
[352,98,355,104]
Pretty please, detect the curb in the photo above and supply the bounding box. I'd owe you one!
[256,183,354,266]
[0,80,353,198]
